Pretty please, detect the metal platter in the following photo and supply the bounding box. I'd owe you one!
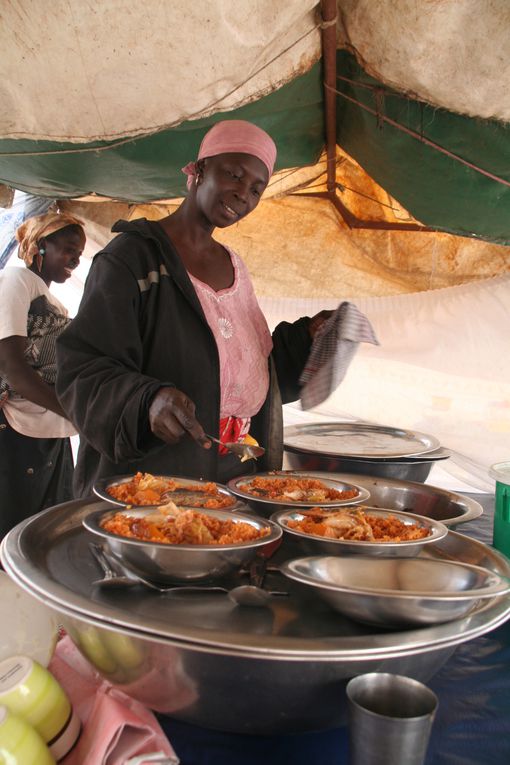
[93,474,239,510]
[1,496,502,658]
[226,472,370,508]
[1,494,506,733]
[284,423,441,459]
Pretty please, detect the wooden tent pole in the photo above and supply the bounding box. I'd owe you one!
[320,0,338,196]
[319,0,432,232]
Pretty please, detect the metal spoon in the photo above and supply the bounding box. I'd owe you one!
[205,434,265,461]
[89,543,226,593]
[228,584,288,607]
[89,543,287,605]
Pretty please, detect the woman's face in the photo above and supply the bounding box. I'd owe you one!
[38,225,85,284]
[196,153,269,228]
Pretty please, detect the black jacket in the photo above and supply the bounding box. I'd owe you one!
[56,219,312,497]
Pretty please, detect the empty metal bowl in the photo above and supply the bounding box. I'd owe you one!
[271,507,448,557]
[281,556,510,627]
[83,507,282,584]
[227,471,370,516]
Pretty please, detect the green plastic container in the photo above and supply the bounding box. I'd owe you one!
[490,462,510,558]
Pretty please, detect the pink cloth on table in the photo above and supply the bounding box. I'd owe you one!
[49,636,179,765]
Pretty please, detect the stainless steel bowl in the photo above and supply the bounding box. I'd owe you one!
[227,471,370,516]
[281,556,510,627]
[285,449,437,482]
[276,471,482,526]
[283,422,449,483]
[83,507,282,584]
[271,507,448,557]
[93,474,240,510]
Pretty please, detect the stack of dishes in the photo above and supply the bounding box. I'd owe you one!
[283,422,450,482]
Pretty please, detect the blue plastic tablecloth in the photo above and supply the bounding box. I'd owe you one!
[158,495,510,764]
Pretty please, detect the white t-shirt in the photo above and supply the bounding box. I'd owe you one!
[0,267,77,437]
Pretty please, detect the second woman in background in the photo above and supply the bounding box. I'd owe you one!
[0,212,85,536]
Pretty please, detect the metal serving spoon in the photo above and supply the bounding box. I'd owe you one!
[89,543,226,593]
[205,434,265,461]
[89,543,287,606]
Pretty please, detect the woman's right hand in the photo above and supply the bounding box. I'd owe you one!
[148,386,211,448]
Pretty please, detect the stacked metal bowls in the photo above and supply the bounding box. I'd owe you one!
[283,422,450,483]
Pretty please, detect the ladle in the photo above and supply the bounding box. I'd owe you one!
[205,434,265,461]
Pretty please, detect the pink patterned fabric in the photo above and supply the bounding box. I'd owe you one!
[188,247,272,420]
[49,636,181,765]
[182,120,277,189]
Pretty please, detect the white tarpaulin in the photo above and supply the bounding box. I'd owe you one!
[339,0,510,122]
[260,274,510,485]
[0,0,319,141]
[2,0,509,144]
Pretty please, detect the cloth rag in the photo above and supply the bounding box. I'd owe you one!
[49,636,179,765]
[299,302,379,410]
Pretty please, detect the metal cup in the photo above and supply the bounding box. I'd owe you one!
[346,673,438,765]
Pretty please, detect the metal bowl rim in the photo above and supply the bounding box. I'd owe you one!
[270,507,449,548]
[83,507,282,552]
[283,422,441,459]
[226,471,371,507]
[283,442,450,463]
[281,555,510,600]
[93,473,237,509]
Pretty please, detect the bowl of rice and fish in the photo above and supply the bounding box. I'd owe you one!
[227,472,370,515]
[83,502,281,584]
[94,472,240,510]
[271,506,448,557]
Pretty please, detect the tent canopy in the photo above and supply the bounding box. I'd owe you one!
[1,0,509,244]
[1,1,509,480]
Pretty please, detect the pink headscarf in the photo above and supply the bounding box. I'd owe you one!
[182,120,277,190]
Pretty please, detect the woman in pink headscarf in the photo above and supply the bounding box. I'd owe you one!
[56,120,327,495]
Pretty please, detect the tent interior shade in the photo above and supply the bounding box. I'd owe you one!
[1,0,509,485]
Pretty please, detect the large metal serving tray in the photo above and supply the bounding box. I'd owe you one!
[1,493,504,733]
